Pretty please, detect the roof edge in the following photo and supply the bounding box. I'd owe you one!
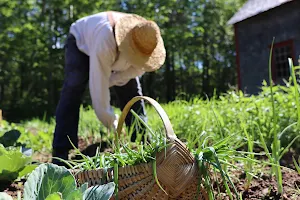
[227,0,293,25]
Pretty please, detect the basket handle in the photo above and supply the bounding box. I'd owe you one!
[115,96,177,151]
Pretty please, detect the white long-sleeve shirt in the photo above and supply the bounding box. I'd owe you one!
[69,12,144,129]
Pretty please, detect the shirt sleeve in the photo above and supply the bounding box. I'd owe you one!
[89,24,117,129]
[109,66,145,87]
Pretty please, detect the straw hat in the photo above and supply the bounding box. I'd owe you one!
[114,14,166,72]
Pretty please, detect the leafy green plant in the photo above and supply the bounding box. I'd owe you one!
[0,130,21,147]
[240,120,255,190]
[24,163,115,200]
[259,40,300,194]
[195,136,241,200]
[265,39,283,194]
[0,144,36,182]
[44,193,63,200]
[3,65,300,199]
[267,40,281,190]
[288,58,300,129]
[0,119,54,152]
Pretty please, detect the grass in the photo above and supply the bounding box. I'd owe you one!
[1,66,300,198]
[268,38,282,194]
[2,83,299,156]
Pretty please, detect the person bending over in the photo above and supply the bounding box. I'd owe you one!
[52,11,166,165]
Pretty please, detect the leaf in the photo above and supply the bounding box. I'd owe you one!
[83,182,116,200]
[80,183,89,193]
[0,130,21,147]
[23,163,81,200]
[65,190,82,200]
[45,193,62,200]
[0,192,13,200]
[293,157,300,174]
[18,164,38,178]
[0,144,31,182]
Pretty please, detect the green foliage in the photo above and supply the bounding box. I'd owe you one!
[1,81,299,198]
[0,144,34,182]
[293,156,300,174]
[0,130,21,147]
[45,193,63,200]
[66,128,167,171]
[0,119,54,152]
[288,59,300,128]
[147,85,300,150]
[145,82,300,196]
[78,106,112,140]
[0,0,246,120]
[197,145,239,200]
[23,163,115,200]
[23,163,80,200]
[82,182,116,200]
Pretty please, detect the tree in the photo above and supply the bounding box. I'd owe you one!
[0,0,246,121]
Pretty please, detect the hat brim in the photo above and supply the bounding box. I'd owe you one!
[115,14,166,72]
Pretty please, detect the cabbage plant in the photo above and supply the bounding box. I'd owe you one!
[23,163,115,200]
[0,144,35,182]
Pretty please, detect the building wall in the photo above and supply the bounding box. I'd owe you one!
[235,0,300,94]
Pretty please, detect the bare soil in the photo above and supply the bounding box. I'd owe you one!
[232,167,299,200]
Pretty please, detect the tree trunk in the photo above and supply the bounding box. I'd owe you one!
[180,55,184,94]
[202,37,210,97]
[165,50,172,102]
[171,51,176,100]
[0,84,3,105]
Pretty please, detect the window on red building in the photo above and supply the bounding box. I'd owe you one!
[272,40,295,82]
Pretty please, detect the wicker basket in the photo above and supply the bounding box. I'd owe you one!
[74,96,208,200]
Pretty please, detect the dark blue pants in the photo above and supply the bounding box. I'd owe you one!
[52,34,146,150]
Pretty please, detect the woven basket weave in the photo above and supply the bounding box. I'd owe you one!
[74,96,208,200]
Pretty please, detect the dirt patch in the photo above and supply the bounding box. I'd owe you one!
[280,149,299,170]
[32,151,52,163]
[0,179,25,199]
[238,168,299,200]
[30,136,112,164]
[70,136,113,160]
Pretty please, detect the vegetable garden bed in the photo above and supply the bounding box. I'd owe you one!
[1,150,299,200]
[1,83,300,199]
